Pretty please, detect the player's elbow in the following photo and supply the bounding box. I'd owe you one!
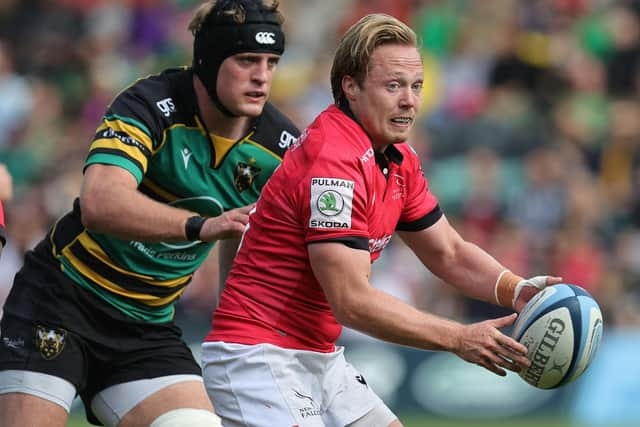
[79,189,105,230]
[426,241,459,273]
[330,296,368,329]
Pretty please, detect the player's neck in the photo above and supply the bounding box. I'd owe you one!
[194,77,251,140]
[204,105,251,140]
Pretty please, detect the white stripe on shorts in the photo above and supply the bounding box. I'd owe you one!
[0,369,77,412]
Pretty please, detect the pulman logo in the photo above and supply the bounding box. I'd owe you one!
[255,32,276,44]
[309,177,354,229]
[156,97,176,117]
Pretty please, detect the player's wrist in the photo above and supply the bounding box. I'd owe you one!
[185,215,208,241]
[494,270,524,308]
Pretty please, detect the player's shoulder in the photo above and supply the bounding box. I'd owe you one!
[251,102,301,157]
[121,67,191,101]
[108,67,195,124]
[309,105,374,160]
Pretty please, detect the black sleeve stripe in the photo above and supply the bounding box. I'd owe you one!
[396,205,443,232]
[307,236,369,251]
[88,148,145,173]
[0,226,5,247]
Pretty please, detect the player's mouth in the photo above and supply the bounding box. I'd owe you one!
[246,91,266,102]
[390,116,413,127]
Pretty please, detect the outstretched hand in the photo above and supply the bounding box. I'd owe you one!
[199,205,254,242]
[453,313,530,377]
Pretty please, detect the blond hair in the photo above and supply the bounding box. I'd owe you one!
[188,0,282,35]
[330,14,417,105]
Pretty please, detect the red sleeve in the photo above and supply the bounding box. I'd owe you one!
[300,125,370,244]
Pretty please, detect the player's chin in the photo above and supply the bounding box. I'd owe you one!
[235,102,266,117]
[386,132,410,144]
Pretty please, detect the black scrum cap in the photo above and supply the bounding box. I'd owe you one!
[193,0,285,116]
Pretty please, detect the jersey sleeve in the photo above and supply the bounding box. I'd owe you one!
[84,82,162,183]
[299,126,370,246]
[396,146,442,231]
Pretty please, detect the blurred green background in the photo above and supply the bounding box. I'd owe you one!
[3,0,640,426]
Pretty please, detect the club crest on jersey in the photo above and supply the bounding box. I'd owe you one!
[234,161,261,192]
[309,177,354,229]
[35,325,66,360]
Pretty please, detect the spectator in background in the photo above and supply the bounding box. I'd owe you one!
[0,1,299,427]
[0,39,32,151]
[202,13,560,426]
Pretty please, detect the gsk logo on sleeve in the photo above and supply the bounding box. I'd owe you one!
[279,130,297,149]
[156,98,176,117]
[309,177,354,229]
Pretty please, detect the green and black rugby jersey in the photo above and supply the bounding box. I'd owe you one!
[49,67,300,322]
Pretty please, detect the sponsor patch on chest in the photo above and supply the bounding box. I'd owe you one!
[309,177,354,229]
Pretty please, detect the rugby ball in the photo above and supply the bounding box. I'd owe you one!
[512,284,603,389]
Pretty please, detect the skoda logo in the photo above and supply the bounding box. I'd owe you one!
[317,190,343,217]
[255,32,276,45]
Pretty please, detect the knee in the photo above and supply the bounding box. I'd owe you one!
[149,409,222,427]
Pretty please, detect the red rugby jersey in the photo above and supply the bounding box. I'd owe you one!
[206,105,441,352]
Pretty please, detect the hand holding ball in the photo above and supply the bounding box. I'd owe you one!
[512,284,603,389]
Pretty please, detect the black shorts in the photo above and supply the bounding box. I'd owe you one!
[0,240,201,422]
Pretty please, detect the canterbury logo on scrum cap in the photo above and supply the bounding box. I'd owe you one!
[255,32,276,44]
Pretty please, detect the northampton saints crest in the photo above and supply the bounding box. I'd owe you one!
[35,325,66,360]
[234,162,261,192]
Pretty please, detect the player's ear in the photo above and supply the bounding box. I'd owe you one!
[342,75,359,101]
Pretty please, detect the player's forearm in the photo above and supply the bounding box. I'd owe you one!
[336,287,463,352]
[80,183,193,242]
[429,240,507,305]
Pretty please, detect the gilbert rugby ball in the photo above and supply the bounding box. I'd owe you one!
[512,284,603,389]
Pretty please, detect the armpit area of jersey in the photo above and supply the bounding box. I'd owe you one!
[396,204,443,232]
[307,236,369,251]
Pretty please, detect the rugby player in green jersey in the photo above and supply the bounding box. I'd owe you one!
[0,1,299,426]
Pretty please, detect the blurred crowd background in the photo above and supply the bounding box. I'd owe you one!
[2,0,639,327]
[2,0,640,424]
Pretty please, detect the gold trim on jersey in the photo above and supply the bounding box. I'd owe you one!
[194,114,208,136]
[63,245,186,306]
[49,215,65,258]
[194,115,265,168]
[140,176,178,203]
[57,230,191,306]
[90,138,150,171]
[61,246,189,307]
[97,119,155,154]
[211,134,239,168]
[75,232,191,288]
[157,122,201,152]
[243,139,283,162]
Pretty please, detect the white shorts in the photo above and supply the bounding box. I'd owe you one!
[201,342,397,427]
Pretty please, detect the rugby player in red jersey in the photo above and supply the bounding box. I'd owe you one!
[202,13,562,427]
[0,1,298,427]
